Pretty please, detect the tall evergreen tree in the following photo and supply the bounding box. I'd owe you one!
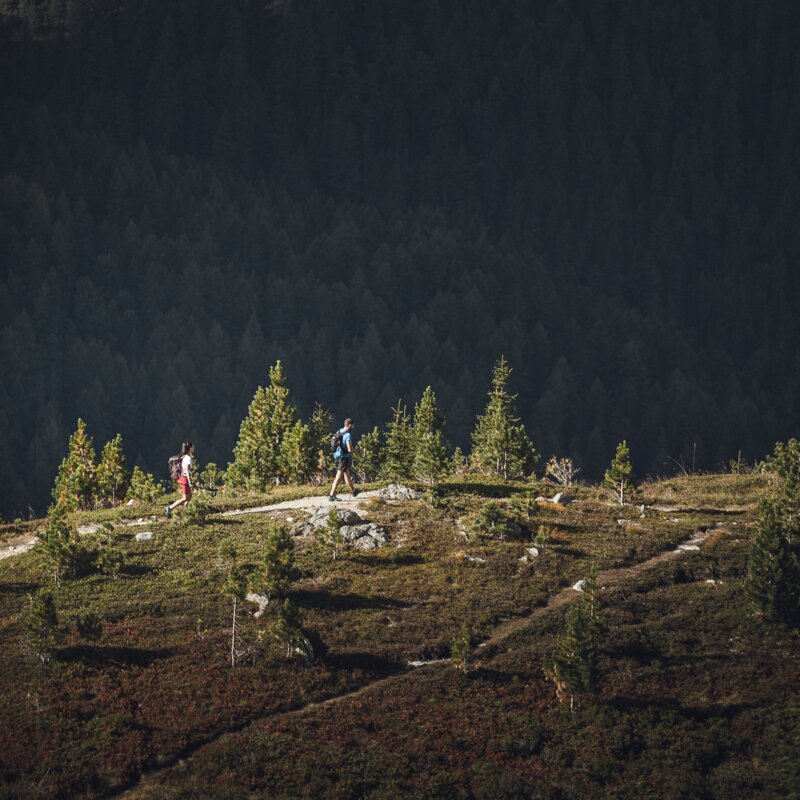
[219,538,248,667]
[95,434,130,505]
[26,589,59,664]
[307,402,333,483]
[280,420,314,483]
[745,500,800,624]
[382,400,414,481]
[544,566,605,712]
[412,386,449,485]
[766,439,800,542]
[604,440,636,506]
[471,357,536,479]
[229,361,297,490]
[52,419,96,510]
[252,524,297,602]
[355,425,384,482]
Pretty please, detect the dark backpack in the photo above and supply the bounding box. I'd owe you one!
[168,455,182,481]
[330,431,344,455]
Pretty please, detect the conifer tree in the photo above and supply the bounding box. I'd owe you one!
[766,439,800,542]
[271,598,314,663]
[26,589,59,664]
[253,523,297,602]
[317,508,344,561]
[382,400,414,481]
[230,361,298,490]
[412,386,449,485]
[470,357,536,479]
[745,500,800,624]
[52,418,97,510]
[219,538,248,667]
[308,403,333,483]
[604,440,635,505]
[95,434,130,505]
[451,621,471,673]
[37,504,79,585]
[280,420,314,484]
[544,566,605,712]
[355,426,384,482]
[127,466,163,502]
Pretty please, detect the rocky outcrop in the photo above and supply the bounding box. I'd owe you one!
[339,522,389,549]
[293,507,362,536]
[374,484,421,501]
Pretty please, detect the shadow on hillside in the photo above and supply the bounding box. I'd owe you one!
[349,553,425,567]
[120,563,151,577]
[291,589,411,611]
[325,650,404,675]
[0,581,39,595]
[437,482,525,499]
[56,645,173,667]
[609,694,759,720]
[469,666,540,683]
[550,545,589,558]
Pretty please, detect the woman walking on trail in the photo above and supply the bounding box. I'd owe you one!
[166,442,194,517]
[329,419,359,501]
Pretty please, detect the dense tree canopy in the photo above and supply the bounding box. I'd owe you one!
[1,0,799,517]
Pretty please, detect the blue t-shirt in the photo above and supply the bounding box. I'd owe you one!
[339,429,352,459]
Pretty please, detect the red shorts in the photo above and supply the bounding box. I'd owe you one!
[178,477,192,499]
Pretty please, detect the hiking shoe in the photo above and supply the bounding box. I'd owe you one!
[328,495,338,502]
[352,489,360,497]
[164,506,172,518]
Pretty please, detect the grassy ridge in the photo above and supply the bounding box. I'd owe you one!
[1,474,797,799]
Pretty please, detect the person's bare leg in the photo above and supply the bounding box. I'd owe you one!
[343,469,355,493]
[330,471,344,497]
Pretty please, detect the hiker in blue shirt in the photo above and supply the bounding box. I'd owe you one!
[329,418,359,501]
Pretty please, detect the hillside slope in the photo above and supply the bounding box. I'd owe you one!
[0,473,797,799]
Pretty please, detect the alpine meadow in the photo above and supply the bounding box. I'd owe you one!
[0,2,799,799]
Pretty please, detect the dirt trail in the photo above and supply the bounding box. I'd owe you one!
[220,490,384,517]
[0,492,386,562]
[115,524,719,800]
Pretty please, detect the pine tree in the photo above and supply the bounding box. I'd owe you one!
[382,400,414,481]
[26,589,59,664]
[52,418,97,510]
[127,466,163,502]
[317,508,344,561]
[307,403,332,483]
[745,500,800,624]
[604,440,635,505]
[544,566,605,712]
[219,538,248,667]
[470,357,536,479]
[451,621,471,673]
[280,420,314,484]
[355,426,384,482]
[36,504,78,585]
[253,523,297,601]
[95,434,130,505]
[230,361,298,490]
[412,386,449,485]
[271,598,313,662]
[766,439,800,542]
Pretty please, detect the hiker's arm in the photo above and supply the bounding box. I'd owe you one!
[347,437,354,454]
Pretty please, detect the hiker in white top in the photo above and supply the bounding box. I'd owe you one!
[166,442,194,518]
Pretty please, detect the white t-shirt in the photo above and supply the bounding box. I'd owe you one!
[181,454,192,481]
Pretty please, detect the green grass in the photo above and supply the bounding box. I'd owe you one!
[0,473,795,799]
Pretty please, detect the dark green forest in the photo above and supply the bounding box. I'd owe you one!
[1,0,799,518]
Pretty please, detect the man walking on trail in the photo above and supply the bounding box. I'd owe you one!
[329,418,359,501]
